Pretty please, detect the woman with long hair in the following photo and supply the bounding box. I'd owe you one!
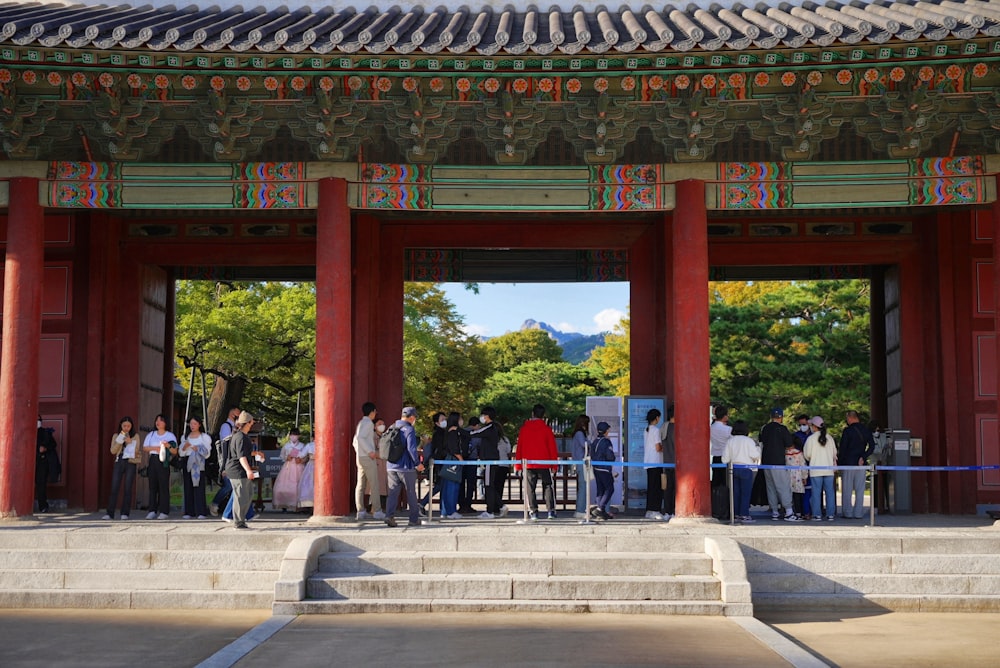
[142,414,177,519]
[273,428,307,511]
[179,416,211,519]
[103,416,140,520]
[643,408,666,520]
[440,412,465,519]
[803,416,837,521]
[570,414,591,518]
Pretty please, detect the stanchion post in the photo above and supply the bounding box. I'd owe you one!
[869,463,876,527]
[428,460,435,523]
[727,462,735,525]
[522,459,530,521]
[581,457,595,525]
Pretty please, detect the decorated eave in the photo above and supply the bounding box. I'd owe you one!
[3,0,1000,55]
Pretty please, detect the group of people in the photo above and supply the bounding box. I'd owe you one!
[718,406,883,524]
[101,405,316,528]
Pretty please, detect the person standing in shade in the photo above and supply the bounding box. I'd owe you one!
[35,416,60,514]
[179,416,212,519]
[570,414,591,519]
[142,414,177,520]
[659,404,676,519]
[643,408,666,521]
[457,416,478,514]
[710,404,732,521]
[225,411,258,529]
[514,404,560,520]
[104,416,140,520]
[353,402,384,520]
[759,408,802,522]
[384,406,425,527]
[804,416,837,521]
[590,421,617,520]
[722,420,761,523]
[476,406,509,519]
[792,413,815,520]
[838,410,876,519]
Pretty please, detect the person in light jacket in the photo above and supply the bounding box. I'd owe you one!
[803,416,837,522]
[104,416,140,520]
[722,420,761,524]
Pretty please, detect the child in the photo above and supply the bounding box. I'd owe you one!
[589,422,616,520]
[785,440,808,520]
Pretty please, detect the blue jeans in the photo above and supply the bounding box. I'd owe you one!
[441,479,460,516]
[732,467,753,518]
[576,464,589,513]
[811,475,836,519]
[212,476,232,507]
[223,488,256,520]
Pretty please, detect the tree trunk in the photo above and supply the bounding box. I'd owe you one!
[207,376,247,435]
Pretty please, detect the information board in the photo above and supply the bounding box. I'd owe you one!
[623,396,667,510]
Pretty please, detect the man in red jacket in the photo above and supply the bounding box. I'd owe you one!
[515,404,560,520]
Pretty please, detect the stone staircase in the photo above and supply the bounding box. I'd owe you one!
[0,527,294,609]
[272,526,752,616]
[740,533,1000,612]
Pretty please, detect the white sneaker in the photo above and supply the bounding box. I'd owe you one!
[644,511,664,520]
[373,511,386,520]
[662,513,673,521]
[157,513,169,520]
[478,511,495,519]
[222,516,232,523]
[101,514,112,520]
[120,515,128,521]
[182,514,192,519]
[574,511,589,519]
[210,504,219,516]
[448,512,464,519]
[498,505,509,517]
[145,511,157,520]
[356,511,369,520]
[197,515,207,520]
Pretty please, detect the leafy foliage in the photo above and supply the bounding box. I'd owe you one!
[586,309,630,396]
[483,328,564,373]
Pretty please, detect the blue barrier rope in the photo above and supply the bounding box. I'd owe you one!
[432,459,1000,472]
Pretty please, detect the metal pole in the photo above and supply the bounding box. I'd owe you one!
[728,462,735,525]
[427,459,434,523]
[580,457,595,525]
[183,365,196,429]
[522,459,530,521]
[199,368,208,423]
[869,463,876,527]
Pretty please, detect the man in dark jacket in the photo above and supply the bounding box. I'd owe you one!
[839,410,876,519]
[759,408,801,522]
[225,411,258,529]
[384,406,425,527]
[35,416,60,513]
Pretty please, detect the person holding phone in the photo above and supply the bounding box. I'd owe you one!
[225,411,258,529]
[104,416,140,520]
[142,414,177,519]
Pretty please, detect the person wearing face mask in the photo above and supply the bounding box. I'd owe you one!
[104,416,140,520]
[352,403,385,520]
[419,412,448,515]
[35,415,61,514]
[374,419,389,510]
[274,427,309,512]
[791,414,815,520]
[476,406,510,519]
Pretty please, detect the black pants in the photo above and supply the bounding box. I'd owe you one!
[107,459,136,517]
[662,467,676,515]
[645,468,663,513]
[34,459,49,512]
[459,463,477,509]
[525,469,555,513]
[182,467,208,517]
[485,465,509,514]
[147,461,170,515]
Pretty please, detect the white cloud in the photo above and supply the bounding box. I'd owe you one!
[462,323,491,338]
[593,308,625,332]
[554,322,579,334]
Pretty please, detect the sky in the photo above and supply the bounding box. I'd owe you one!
[440,282,629,338]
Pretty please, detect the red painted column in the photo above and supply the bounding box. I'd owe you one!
[671,179,711,518]
[629,227,657,395]
[992,185,1000,502]
[315,177,352,517]
[0,178,44,518]
[375,223,404,418]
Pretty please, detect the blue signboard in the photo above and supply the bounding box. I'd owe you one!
[624,396,667,509]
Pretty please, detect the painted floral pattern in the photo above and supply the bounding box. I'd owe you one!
[455,77,471,92]
[429,77,445,92]
[99,72,115,88]
[48,71,63,87]
[753,72,769,87]
[806,71,822,86]
[484,77,500,93]
[781,72,797,87]
[181,75,197,90]
[537,77,554,92]
[594,77,609,92]
[512,77,529,93]
[701,74,716,89]
[728,73,745,88]
[402,76,418,92]
[621,75,636,91]
[22,70,37,85]
[126,73,142,89]
[836,69,852,85]
[210,75,226,90]
[973,63,989,79]
[889,67,906,82]
[566,78,582,93]
[648,75,664,90]
[918,66,935,82]
[674,74,690,89]
[236,76,252,91]
[863,68,880,83]
[154,74,170,89]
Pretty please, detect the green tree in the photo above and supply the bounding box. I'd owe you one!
[474,360,607,439]
[483,328,564,373]
[403,283,489,416]
[586,309,630,396]
[174,281,316,435]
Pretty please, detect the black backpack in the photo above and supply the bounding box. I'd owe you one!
[215,434,233,471]
[379,425,406,463]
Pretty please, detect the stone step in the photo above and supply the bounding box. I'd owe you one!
[317,551,713,576]
[274,598,729,616]
[0,589,273,610]
[741,536,1000,556]
[749,572,1000,596]
[744,552,1000,575]
[307,573,720,601]
[753,592,1000,613]
[0,548,285,571]
[0,529,296,553]
[0,568,278,592]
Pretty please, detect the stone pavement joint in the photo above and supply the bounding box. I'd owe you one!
[731,616,831,668]
[194,615,296,668]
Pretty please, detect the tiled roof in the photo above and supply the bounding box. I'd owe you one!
[2,1,999,56]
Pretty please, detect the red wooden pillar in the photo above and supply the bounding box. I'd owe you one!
[0,178,44,518]
[672,179,711,518]
[315,178,352,517]
[992,185,1000,501]
[375,222,404,418]
[629,226,658,394]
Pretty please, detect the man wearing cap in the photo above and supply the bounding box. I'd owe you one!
[839,410,877,519]
[590,421,617,520]
[225,411,258,529]
[758,408,801,522]
[384,407,425,527]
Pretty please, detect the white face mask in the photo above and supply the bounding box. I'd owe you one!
[480,415,488,423]
[798,424,808,432]
[438,419,448,429]
[289,435,299,443]
[376,424,386,434]
[37,420,42,428]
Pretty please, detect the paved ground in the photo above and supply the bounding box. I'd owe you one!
[2,609,999,667]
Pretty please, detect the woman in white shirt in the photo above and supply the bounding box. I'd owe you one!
[142,414,177,519]
[722,420,761,523]
[803,416,837,522]
[179,417,212,519]
[103,416,141,520]
[643,408,666,520]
